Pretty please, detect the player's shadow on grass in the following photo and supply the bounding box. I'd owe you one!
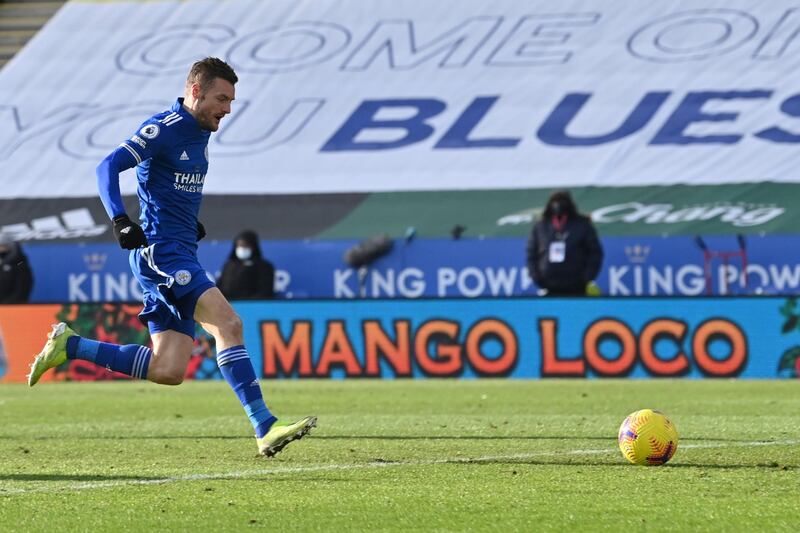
[312,435,762,443]
[456,459,798,470]
[0,473,162,482]
[319,435,614,441]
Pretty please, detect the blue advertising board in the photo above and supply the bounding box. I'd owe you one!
[23,234,800,302]
[234,297,799,380]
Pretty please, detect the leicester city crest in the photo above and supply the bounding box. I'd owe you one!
[174,269,192,286]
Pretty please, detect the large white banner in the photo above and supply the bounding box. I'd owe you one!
[1,0,800,198]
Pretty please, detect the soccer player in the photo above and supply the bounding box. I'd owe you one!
[27,57,316,457]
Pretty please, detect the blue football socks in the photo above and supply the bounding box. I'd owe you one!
[216,345,276,438]
[66,336,151,379]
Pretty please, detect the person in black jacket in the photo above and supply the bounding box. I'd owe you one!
[526,190,603,296]
[217,230,275,300]
[0,232,33,304]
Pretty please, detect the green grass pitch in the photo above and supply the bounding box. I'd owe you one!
[1,380,798,531]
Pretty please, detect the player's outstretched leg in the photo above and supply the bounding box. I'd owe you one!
[256,416,317,457]
[28,322,152,386]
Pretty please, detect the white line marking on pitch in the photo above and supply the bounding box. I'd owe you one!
[1,439,797,496]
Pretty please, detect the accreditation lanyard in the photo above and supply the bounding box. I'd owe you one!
[548,215,569,263]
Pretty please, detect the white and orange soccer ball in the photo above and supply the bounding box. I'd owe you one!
[618,409,679,466]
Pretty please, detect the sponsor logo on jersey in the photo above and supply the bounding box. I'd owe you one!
[173,172,206,193]
[174,270,192,286]
[180,150,189,161]
[139,124,160,139]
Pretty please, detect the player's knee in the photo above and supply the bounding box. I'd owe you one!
[147,355,187,386]
[150,367,184,386]
[221,313,243,340]
[161,373,184,386]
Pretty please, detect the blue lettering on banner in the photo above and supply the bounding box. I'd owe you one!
[320,99,446,151]
[6,89,800,161]
[320,91,800,151]
[435,96,520,149]
[537,92,670,146]
[754,94,800,143]
[651,90,772,145]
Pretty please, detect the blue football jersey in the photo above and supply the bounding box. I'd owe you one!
[117,98,210,247]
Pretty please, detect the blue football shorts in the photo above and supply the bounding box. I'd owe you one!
[129,241,216,339]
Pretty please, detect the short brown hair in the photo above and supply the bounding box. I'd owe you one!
[186,57,238,91]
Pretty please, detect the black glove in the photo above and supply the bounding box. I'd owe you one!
[197,220,206,241]
[112,215,147,250]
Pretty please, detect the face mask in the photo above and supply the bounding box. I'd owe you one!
[235,246,252,261]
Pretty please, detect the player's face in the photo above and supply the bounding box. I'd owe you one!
[195,77,235,131]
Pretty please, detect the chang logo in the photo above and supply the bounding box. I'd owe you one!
[139,124,160,139]
[174,270,192,286]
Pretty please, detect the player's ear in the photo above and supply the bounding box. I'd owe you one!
[191,82,202,99]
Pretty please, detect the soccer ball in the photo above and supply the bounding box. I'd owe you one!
[618,409,679,466]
